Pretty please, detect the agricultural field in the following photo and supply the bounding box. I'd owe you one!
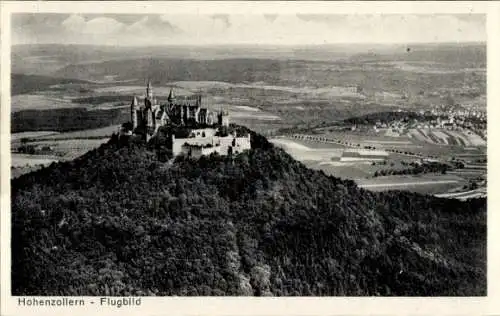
[11,153,60,179]
[11,126,116,178]
[11,94,81,112]
[11,131,60,141]
[271,130,485,196]
[11,153,60,168]
[17,125,122,141]
[407,128,486,147]
[271,136,404,179]
[270,138,344,162]
[308,128,486,160]
[306,160,381,180]
[356,174,468,194]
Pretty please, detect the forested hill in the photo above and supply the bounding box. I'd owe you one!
[11,128,486,296]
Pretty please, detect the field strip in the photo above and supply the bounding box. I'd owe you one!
[427,131,444,145]
[363,140,412,144]
[435,189,486,199]
[408,129,426,142]
[358,180,459,188]
[11,131,60,140]
[444,130,467,146]
[432,131,450,144]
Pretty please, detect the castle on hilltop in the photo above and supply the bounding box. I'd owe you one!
[121,82,250,158]
[128,82,229,141]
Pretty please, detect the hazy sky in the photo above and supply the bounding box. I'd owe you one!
[12,13,486,46]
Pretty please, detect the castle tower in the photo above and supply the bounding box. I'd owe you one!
[131,96,138,129]
[167,88,175,103]
[218,108,230,127]
[146,81,153,100]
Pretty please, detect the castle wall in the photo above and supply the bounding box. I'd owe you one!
[190,128,217,138]
[218,136,234,155]
[215,134,251,155]
[172,136,215,156]
[172,133,251,157]
[189,146,221,159]
[234,135,251,153]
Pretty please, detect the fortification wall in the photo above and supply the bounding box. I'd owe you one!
[172,136,215,156]
[234,135,251,152]
[190,128,217,138]
[172,133,251,157]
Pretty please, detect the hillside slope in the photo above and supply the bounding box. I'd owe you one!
[11,128,486,296]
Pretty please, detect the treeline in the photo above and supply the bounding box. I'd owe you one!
[11,126,486,296]
[11,74,89,96]
[11,108,129,133]
[344,111,441,125]
[374,161,452,177]
[71,95,141,105]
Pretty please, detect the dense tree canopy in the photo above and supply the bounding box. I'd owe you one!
[343,111,441,125]
[11,127,486,296]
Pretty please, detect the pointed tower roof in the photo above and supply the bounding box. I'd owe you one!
[167,88,175,102]
[146,80,153,97]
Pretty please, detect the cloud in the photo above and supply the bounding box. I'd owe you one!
[12,13,486,46]
[62,15,124,35]
[161,14,228,39]
[127,15,180,38]
[12,13,69,44]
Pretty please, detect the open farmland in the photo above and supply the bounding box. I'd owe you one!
[11,137,109,179]
[306,160,381,180]
[11,153,60,179]
[408,128,486,147]
[435,188,487,200]
[356,174,467,194]
[11,153,60,168]
[11,94,81,112]
[272,130,483,195]
[13,125,122,142]
[271,137,393,180]
[270,138,344,161]
[11,131,60,141]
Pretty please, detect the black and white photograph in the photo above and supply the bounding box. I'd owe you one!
[1,1,494,311]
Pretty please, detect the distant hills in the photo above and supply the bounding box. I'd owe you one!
[53,58,297,84]
[12,43,485,77]
[11,127,486,296]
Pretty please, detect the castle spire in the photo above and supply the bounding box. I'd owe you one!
[147,81,153,99]
[167,88,175,102]
[131,96,138,129]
